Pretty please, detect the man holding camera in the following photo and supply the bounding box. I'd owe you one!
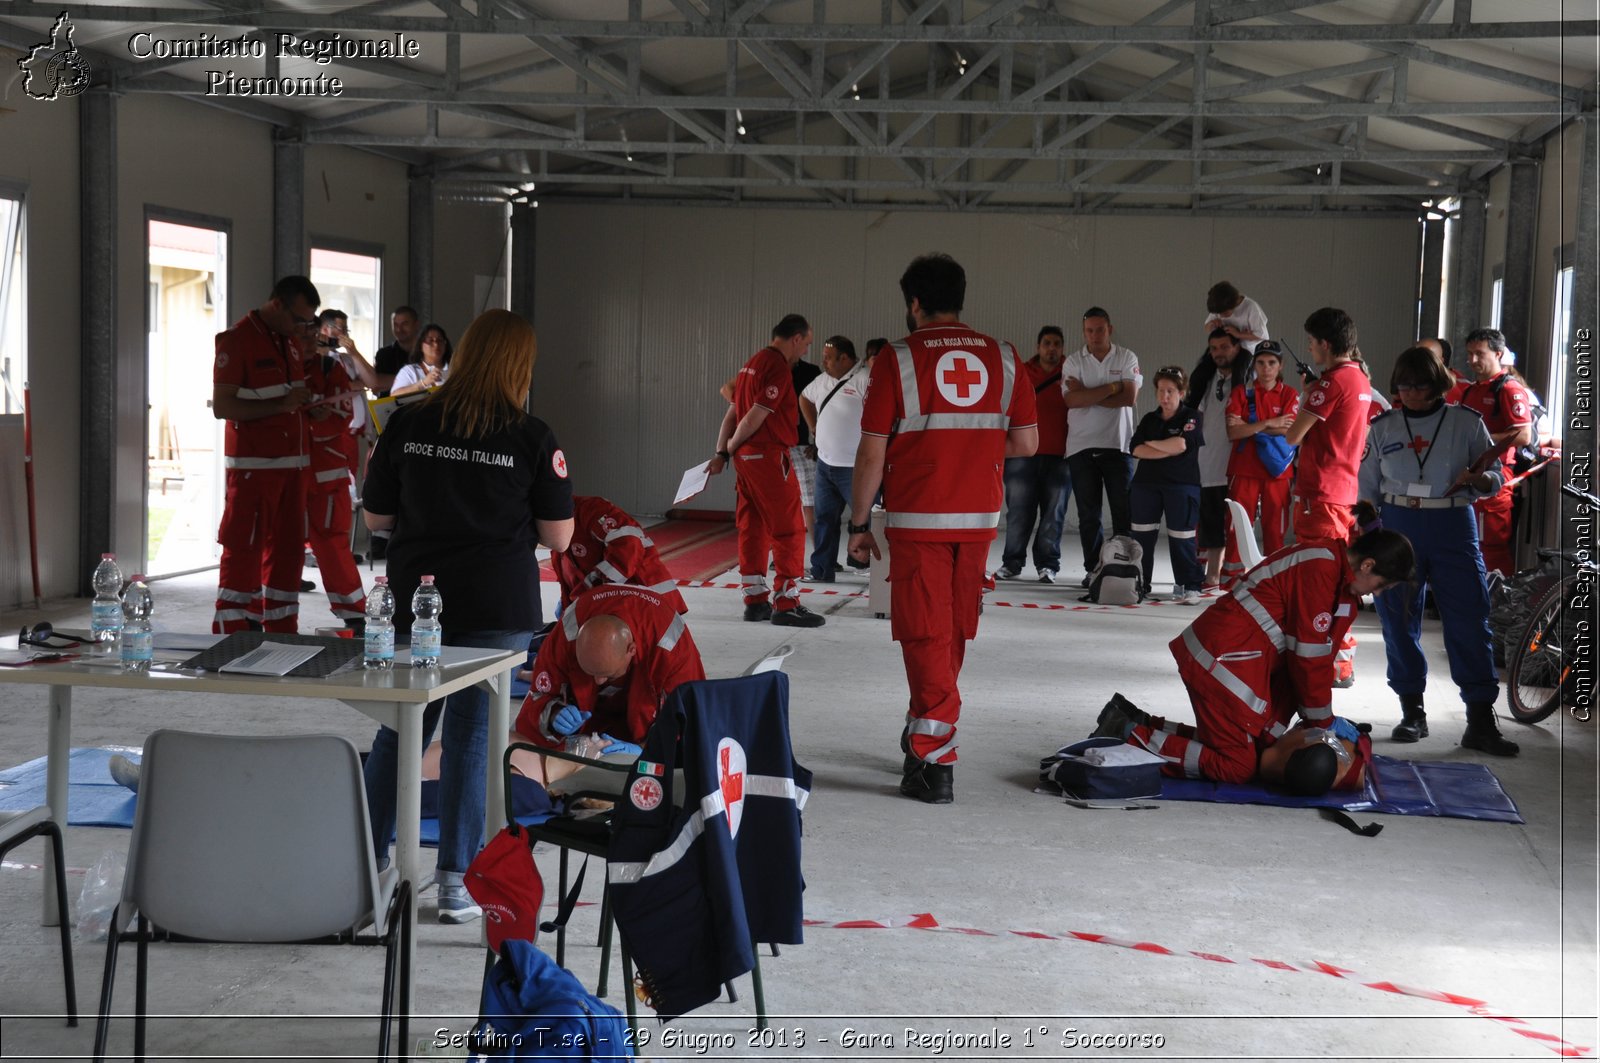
[299,309,371,628]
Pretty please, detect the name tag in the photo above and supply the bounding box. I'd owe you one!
[1405,482,1432,498]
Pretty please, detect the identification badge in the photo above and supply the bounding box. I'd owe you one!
[1405,482,1432,498]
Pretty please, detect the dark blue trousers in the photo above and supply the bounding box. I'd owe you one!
[1130,482,1203,592]
[1002,455,1072,573]
[1375,503,1499,705]
[1067,448,1134,572]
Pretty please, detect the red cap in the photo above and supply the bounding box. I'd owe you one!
[466,826,544,953]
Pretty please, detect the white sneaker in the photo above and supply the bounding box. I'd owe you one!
[995,566,1021,580]
[1169,583,1185,601]
[1180,588,1202,605]
[436,871,482,924]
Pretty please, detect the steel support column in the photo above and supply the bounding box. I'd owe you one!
[1447,193,1486,359]
[1500,158,1541,356]
[509,201,536,325]
[273,132,305,279]
[1418,214,1445,340]
[408,168,434,323]
[1567,112,1597,483]
[79,88,116,595]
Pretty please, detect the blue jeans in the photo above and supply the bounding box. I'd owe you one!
[1067,449,1134,571]
[810,458,855,580]
[1002,455,1072,573]
[363,627,534,874]
[1130,482,1203,591]
[1376,504,1498,704]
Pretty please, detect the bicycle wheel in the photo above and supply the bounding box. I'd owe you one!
[1507,584,1567,724]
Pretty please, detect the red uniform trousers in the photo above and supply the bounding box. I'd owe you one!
[1223,474,1292,584]
[890,539,988,765]
[1292,496,1356,544]
[733,448,805,611]
[215,468,307,633]
[1473,475,1516,577]
[304,457,367,624]
[1130,653,1297,784]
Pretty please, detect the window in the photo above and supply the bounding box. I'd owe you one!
[0,190,25,417]
[1490,265,1504,330]
[1547,245,1574,431]
[309,245,382,355]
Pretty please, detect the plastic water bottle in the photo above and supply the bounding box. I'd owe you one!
[411,575,443,669]
[120,576,154,673]
[364,576,396,670]
[90,553,124,656]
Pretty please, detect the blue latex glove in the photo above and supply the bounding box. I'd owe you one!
[549,704,591,736]
[598,735,642,757]
[1330,716,1362,743]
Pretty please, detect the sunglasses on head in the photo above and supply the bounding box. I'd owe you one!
[19,622,80,649]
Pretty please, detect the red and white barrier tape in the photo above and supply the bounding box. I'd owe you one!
[671,577,1225,613]
[801,912,1593,1058]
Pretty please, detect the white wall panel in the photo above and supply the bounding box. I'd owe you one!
[536,204,1419,519]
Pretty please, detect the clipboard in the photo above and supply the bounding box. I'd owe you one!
[1444,444,1502,496]
[365,390,433,435]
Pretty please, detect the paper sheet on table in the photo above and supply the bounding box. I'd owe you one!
[674,461,712,504]
[219,642,325,676]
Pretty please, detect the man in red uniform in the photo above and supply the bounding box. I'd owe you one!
[1284,307,1372,543]
[1449,327,1534,577]
[513,585,705,786]
[555,495,687,614]
[211,276,319,633]
[708,315,825,628]
[300,319,368,628]
[847,253,1039,804]
[1094,532,1413,784]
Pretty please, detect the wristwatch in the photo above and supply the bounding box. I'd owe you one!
[847,520,871,535]
[715,449,730,460]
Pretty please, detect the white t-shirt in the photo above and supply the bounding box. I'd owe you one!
[1063,344,1142,456]
[801,363,868,468]
[1196,370,1236,488]
[1204,295,1269,354]
[392,361,449,393]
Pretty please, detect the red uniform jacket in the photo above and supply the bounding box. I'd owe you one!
[860,323,1038,543]
[733,346,798,451]
[302,350,360,486]
[1170,542,1358,733]
[214,310,307,468]
[516,586,705,748]
[1449,371,1532,471]
[555,496,687,613]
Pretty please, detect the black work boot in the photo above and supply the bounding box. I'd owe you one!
[1091,693,1151,740]
[900,760,954,804]
[1461,701,1520,757]
[1391,693,1428,743]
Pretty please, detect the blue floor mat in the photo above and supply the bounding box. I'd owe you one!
[0,748,555,845]
[1159,754,1524,823]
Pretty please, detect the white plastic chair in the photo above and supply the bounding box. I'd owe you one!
[92,731,411,1062]
[1226,497,1265,571]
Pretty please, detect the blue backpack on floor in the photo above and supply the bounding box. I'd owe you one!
[470,939,635,1059]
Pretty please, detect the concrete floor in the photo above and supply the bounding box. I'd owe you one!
[0,539,1594,1061]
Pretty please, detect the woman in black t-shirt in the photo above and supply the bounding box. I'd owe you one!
[362,309,575,922]
[1128,366,1206,603]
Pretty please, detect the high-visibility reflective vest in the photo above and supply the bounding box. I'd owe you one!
[876,324,1030,542]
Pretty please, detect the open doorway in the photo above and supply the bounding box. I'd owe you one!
[145,214,228,577]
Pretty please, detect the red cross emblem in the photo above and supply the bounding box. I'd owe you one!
[717,738,747,837]
[629,776,663,811]
[1406,435,1430,456]
[552,449,568,478]
[934,349,989,408]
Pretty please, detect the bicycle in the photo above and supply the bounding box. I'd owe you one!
[1505,483,1599,724]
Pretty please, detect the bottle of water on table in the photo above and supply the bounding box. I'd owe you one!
[364,576,396,670]
[90,553,124,656]
[411,575,442,669]
[120,576,154,673]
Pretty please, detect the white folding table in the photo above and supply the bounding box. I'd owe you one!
[0,643,523,1008]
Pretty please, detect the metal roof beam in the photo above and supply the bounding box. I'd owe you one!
[1204,55,1399,101]
[7,3,1589,42]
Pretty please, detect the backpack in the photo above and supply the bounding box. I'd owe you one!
[1081,535,1144,605]
[1487,374,1546,475]
[470,939,635,1059]
[1039,737,1164,806]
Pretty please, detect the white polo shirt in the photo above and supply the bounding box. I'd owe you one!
[1204,295,1270,354]
[800,363,868,468]
[1063,343,1142,457]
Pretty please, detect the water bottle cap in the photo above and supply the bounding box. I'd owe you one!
[374,575,388,584]
[130,574,145,581]
[421,575,435,583]
[101,553,115,559]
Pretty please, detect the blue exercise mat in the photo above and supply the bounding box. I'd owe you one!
[1158,754,1524,823]
[0,748,556,845]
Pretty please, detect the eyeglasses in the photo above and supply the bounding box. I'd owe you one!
[18,622,80,649]
[1395,382,1432,393]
